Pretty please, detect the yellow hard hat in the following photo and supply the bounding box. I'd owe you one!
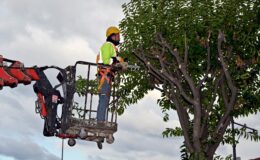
[106,26,120,37]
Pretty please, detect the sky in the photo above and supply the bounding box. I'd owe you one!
[0,0,259,160]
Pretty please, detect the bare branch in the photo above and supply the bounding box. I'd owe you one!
[207,116,232,156]
[132,50,166,84]
[170,89,194,153]
[220,79,229,108]
[218,31,237,101]
[155,33,202,151]
[155,33,198,100]
[160,69,195,105]
[153,86,163,92]
[217,31,237,114]
[132,49,195,105]
[209,31,238,151]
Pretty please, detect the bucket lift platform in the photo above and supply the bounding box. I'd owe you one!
[54,61,120,149]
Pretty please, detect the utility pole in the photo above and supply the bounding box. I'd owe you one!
[61,139,64,160]
[231,118,236,160]
[231,119,258,160]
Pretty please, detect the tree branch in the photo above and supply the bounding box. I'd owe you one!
[170,89,194,153]
[218,31,237,104]
[207,116,232,157]
[217,31,237,122]
[208,31,238,155]
[155,33,202,151]
[132,49,195,105]
[220,79,229,108]
[155,33,198,100]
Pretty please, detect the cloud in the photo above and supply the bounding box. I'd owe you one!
[0,0,125,51]
[1,24,95,67]
[120,92,180,136]
[0,89,43,137]
[0,136,59,160]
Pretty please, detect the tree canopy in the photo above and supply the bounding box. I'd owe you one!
[118,0,260,159]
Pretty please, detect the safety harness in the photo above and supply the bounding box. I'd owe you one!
[96,42,118,92]
[97,67,115,92]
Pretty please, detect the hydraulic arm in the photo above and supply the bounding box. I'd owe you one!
[0,55,64,136]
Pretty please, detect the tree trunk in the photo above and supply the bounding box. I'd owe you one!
[190,152,207,160]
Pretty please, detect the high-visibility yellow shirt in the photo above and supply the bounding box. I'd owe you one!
[98,42,117,65]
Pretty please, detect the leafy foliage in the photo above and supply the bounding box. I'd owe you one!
[162,127,183,137]
[214,154,232,160]
[223,125,260,145]
[119,0,260,159]
[116,69,153,113]
[75,75,98,96]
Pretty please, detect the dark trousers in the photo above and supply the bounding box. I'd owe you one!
[97,76,111,122]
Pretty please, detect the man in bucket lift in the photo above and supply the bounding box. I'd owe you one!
[96,26,126,125]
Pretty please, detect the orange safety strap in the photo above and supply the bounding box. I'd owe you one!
[97,67,114,91]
